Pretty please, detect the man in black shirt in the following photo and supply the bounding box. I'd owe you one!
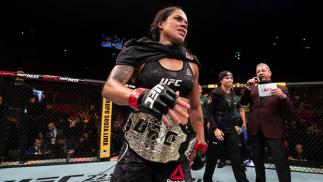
[0,71,36,164]
[288,144,307,161]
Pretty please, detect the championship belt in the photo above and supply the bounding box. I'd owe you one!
[124,112,187,163]
[184,137,196,158]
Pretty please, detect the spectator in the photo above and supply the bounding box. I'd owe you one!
[0,70,36,164]
[51,136,75,158]
[25,138,49,156]
[288,144,307,161]
[74,135,92,156]
[44,122,64,152]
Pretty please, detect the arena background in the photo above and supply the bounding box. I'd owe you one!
[0,72,322,175]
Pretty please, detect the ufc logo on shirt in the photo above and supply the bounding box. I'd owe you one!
[160,78,182,87]
[144,84,164,109]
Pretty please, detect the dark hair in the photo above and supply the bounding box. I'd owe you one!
[149,6,182,41]
[217,71,233,86]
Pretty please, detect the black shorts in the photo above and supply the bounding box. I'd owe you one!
[111,143,192,182]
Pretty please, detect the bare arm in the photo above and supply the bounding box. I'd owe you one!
[239,107,247,129]
[101,65,134,105]
[189,63,205,143]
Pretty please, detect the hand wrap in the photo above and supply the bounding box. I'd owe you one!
[194,140,208,154]
[128,83,176,119]
[189,139,208,167]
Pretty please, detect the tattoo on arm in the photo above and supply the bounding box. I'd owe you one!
[196,116,203,123]
[108,65,134,84]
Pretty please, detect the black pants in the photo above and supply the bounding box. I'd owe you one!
[239,133,252,161]
[111,142,192,182]
[0,109,28,161]
[218,143,226,164]
[249,133,291,182]
[203,132,248,182]
[0,114,10,160]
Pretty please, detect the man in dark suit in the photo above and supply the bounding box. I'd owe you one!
[241,63,293,182]
[44,122,64,152]
[25,138,49,156]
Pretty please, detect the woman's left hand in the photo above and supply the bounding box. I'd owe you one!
[162,91,190,125]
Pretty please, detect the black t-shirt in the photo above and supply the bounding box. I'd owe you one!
[207,88,236,134]
[290,150,307,161]
[115,37,200,67]
[135,60,193,97]
[117,37,199,162]
[2,80,34,108]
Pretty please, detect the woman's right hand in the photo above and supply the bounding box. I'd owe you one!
[214,128,224,141]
